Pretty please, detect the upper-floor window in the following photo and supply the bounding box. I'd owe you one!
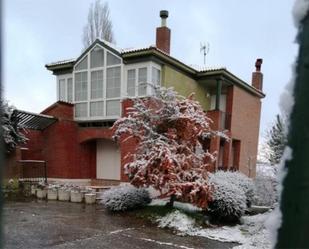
[57,75,73,103]
[73,44,122,120]
[126,63,161,97]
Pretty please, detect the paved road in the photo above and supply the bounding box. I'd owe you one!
[3,200,237,249]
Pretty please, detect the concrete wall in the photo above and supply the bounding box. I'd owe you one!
[161,65,211,111]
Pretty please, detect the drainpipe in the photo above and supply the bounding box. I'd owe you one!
[215,78,222,111]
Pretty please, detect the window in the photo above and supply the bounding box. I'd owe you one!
[58,79,66,101]
[138,67,147,96]
[107,52,121,66]
[152,67,161,85]
[91,70,103,99]
[106,100,120,116]
[72,45,123,119]
[90,101,104,116]
[127,69,135,96]
[75,55,88,70]
[106,67,121,98]
[67,78,73,102]
[75,72,88,101]
[90,47,104,68]
[75,103,88,117]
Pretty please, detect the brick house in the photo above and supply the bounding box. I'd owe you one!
[18,10,264,184]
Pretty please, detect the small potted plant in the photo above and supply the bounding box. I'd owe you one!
[70,186,83,203]
[58,185,71,201]
[47,184,58,200]
[36,180,47,199]
[84,187,96,204]
[31,184,37,196]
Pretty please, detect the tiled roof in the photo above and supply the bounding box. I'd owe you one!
[189,64,226,72]
[45,40,228,74]
[46,58,75,67]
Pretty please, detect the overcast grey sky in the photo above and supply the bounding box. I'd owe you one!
[3,0,298,138]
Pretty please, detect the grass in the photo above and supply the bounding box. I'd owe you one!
[135,204,209,228]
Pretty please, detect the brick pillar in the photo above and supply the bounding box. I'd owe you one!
[223,140,232,170]
[209,136,220,172]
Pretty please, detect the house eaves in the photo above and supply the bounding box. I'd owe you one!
[197,69,265,98]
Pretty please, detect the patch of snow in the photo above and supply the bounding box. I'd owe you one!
[293,0,309,27]
[156,210,271,248]
[148,199,202,213]
[148,198,168,206]
[140,238,195,249]
[173,202,202,213]
[109,228,134,234]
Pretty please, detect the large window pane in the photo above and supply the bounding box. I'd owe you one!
[107,52,121,66]
[75,55,88,70]
[91,70,103,99]
[67,78,73,102]
[152,67,161,85]
[106,67,121,98]
[138,67,147,96]
[75,72,88,101]
[58,79,66,101]
[75,103,88,117]
[90,46,104,68]
[127,69,135,96]
[90,101,104,116]
[106,100,120,116]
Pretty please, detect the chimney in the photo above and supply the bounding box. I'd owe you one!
[252,58,263,91]
[156,10,171,54]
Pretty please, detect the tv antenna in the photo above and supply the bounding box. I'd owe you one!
[200,42,210,66]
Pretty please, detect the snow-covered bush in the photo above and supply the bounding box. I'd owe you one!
[1,101,27,153]
[210,171,254,207]
[253,171,277,207]
[101,185,151,211]
[208,172,247,222]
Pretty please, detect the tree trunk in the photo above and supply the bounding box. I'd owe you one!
[166,194,176,208]
[276,11,309,248]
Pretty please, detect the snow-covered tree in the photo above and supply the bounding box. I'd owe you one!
[266,114,287,165]
[1,101,27,153]
[113,86,227,209]
[82,0,115,49]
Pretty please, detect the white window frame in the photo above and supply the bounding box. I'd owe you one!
[124,61,161,98]
[73,44,123,121]
[56,73,73,103]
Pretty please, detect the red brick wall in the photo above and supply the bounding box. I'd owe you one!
[41,101,74,120]
[230,86,262,177]
[21,100,138,181]
[22,102,96,179]
[156,26,171,54]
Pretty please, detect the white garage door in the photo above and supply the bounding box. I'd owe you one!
[96,139,121,180]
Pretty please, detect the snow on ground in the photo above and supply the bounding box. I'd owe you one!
[156,210,271,249]
[149,199,202,213]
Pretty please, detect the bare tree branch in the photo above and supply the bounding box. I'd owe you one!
[82,0,115,49]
